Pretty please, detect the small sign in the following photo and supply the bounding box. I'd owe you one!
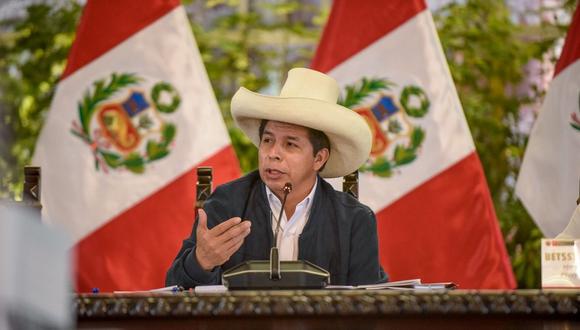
[541,239,580,288]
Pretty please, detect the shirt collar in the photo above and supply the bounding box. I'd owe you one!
[265,178,318,210]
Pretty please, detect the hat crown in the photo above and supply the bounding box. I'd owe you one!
[279,68,339,103]
[231,67,372,178]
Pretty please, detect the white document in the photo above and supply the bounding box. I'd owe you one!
[327,279,457,291]
[194,285,228,294]
[541,239,580,288]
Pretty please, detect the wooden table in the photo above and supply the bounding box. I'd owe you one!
[76,289,580,329]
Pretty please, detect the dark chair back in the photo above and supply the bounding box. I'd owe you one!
[196,167,213,209]
[195,167,359,208]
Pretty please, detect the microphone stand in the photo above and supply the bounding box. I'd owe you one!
[221,181,329,289]
[270,183,292,280]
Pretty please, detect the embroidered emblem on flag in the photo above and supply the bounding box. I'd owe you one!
[70,72,181,174]
[340,78,430,178]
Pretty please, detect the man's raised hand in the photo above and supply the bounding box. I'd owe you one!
[194,208,251,271]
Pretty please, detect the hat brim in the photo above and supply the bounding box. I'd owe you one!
[231,87,372,178]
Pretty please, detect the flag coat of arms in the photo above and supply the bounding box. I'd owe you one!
[516,4,580,238]
[33,0,241,292]
[312,0,515,288]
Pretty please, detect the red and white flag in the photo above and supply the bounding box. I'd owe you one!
[312,0,515,288]
[516,5,580,238]
[33,0,241,292]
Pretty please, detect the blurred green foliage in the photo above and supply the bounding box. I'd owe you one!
[0,0,576,287]
[0,1,81,199]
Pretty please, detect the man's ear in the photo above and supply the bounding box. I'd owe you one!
[313,148,330,171]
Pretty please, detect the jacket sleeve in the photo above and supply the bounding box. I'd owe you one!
[165,187,231,288]
[348,207,388,285]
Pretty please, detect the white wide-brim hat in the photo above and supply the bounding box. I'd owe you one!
[231,68,372,178]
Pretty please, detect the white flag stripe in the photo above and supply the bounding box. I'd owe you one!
[516,60,580,237]
[326,11,474,211]
[33,7,229,242]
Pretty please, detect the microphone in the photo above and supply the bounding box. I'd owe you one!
[221,181,329,289]
[270,182,292,280]
[273,182,292,248]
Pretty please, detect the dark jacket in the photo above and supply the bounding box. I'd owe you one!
[166,171,387,288]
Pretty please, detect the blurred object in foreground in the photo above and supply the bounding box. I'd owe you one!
[516,4,580,238]
[0,204,73,329]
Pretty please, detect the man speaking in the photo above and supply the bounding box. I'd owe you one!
[166,68,387,287]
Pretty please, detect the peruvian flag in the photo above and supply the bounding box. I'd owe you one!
[312,0,516,288]
[516,4,580,238]
[33,0,241,292]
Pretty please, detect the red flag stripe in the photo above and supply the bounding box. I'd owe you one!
[62,0,180,79]
[75,145,240,292]
[376,152,516,289]
[554,4,580,77]
[311,0,427,73]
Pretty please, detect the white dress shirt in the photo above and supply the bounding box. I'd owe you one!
[266,180,317,261]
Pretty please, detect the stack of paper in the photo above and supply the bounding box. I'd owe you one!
[327,279,457,291]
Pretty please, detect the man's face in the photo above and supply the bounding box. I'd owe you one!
[258,121,327,196]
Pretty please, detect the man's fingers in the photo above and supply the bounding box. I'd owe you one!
[196,208,208,233]
[224,237,246,257]
[211,216,242,235]
[218,221,251,242]
[206,222,250,256]
[207,221,250,251]
[221,224,251,249]
[195,211,254,270]
[195,213,251,269]
[222,235,245,253]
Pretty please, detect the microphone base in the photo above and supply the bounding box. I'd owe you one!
[222,260,330,290]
